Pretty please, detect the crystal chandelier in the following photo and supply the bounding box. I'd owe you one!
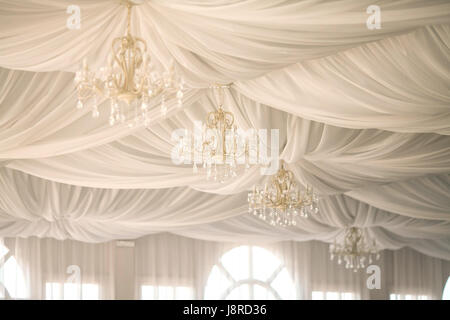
[329,227,380,272]
[74,0,184,126]
[247,161,319,227]
[177,84,260,182]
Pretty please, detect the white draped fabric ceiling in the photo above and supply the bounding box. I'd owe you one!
[0,0,449,260]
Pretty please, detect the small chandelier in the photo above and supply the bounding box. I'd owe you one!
[74,0,184,126]
[177,84,260,182]
[247,161,319,227]
[329,227,380,272]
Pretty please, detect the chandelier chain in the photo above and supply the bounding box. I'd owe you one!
[126,2,131,36]
[215,85,224,109]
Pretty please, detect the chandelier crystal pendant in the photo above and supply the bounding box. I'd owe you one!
[74,0,184,126]
[247,161,319,227]
[177,84,260,182]
[329,227,380,272]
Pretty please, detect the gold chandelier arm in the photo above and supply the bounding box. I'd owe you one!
[261,188,278,208]
[111,38,121,67]
[111,37,124,90]
[224,110,235,127]
[135,37,147,53]
[206,111,218,128]
[272,176,284,206]
[121,56,130,91]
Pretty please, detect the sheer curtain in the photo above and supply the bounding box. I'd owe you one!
[385,247,450,299]
[0,238,27,299]
[1,237,115,299]
[1,234,449,300]
[135,233,230,299]
[134,234,450,300]
[268,241,369,300]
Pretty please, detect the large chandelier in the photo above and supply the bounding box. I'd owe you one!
[329,227,380,272]
[74,0,184,126]
[177,84,260,182]
[247,161,319,227]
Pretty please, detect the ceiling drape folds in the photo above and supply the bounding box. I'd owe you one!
[0,0,448,260]
[235,25,450,134]
[1,168,449,260]
[1,0,449,76]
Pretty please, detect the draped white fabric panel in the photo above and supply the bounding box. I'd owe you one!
[0,0,448,264]
[1,0,449,77]
[236,25,450,134]
[1,168,449,260]
[1,237,115,299]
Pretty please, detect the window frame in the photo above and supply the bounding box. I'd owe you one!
[204,245,294,300]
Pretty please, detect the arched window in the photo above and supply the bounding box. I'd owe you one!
[0,242,27,299]
[204,246,295,299]
[443,277,450,300]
